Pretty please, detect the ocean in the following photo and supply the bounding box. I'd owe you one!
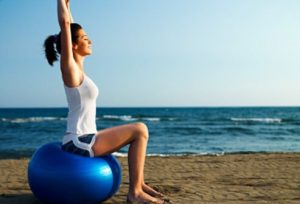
[0,107,300,158]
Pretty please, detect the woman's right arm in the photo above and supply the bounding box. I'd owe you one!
[57,0,81,87]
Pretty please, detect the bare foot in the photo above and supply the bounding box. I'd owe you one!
[142,183,164,198]
[127,190,164,204]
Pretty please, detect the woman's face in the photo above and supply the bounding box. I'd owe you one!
[73,29,92,56]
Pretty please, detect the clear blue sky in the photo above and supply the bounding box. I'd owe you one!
[0,0,299,107]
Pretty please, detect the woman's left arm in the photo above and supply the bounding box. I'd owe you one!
[66,0,74,23]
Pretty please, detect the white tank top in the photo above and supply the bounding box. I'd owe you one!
[64,75,99,134]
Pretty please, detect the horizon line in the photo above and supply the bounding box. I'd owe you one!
[0,105,300,109]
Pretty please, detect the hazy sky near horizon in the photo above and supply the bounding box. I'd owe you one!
[0,0,299,107]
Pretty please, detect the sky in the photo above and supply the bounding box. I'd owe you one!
[0,0,300,107]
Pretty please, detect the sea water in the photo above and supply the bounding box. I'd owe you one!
[0,107,300,158]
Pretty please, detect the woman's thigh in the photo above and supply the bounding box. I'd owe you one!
[92,122,148,156]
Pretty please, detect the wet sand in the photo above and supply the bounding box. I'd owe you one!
[0,153,300,203]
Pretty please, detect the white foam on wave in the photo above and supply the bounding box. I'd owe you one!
[112,152,225,157]
[112,152,128,157]
[102,115,161,122]
[102,115,137,121]
[143,117,160,122]
[1,117,63,123]
[231,118,282,123]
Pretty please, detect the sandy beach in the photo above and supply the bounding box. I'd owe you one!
[0,153,299,204]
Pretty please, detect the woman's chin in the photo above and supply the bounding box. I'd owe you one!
[85,51,92,56]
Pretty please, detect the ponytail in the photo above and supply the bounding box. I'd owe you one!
[43,23,82,66]
[43,34,60,66]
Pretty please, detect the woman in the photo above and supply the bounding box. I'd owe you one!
[43,1,168,203]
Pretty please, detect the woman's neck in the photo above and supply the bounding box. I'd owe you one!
[73,54,85,72]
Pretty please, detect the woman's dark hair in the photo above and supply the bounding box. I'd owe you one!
[43,23,82,66]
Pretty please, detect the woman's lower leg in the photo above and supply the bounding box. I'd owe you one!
[92,122,164,203]
[128,132,147,194]
[126,124,163,203]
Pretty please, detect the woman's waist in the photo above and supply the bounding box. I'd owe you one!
[62,132,96,144]
[66,117,97,131]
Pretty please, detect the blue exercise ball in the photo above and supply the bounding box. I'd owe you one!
[28,142,122,204]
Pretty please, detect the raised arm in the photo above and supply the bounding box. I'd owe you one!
[66,0,74,23]
[57,0,72,23]
[57,0,72,61]
[57,0,81,87]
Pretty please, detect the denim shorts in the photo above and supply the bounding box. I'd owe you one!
[62,134,96,157]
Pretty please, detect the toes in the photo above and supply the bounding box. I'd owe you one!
[127,194,164,204]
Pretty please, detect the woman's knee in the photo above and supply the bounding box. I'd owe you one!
[133,122,149,140]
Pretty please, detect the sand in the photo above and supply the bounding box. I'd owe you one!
[0,153,299,204]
